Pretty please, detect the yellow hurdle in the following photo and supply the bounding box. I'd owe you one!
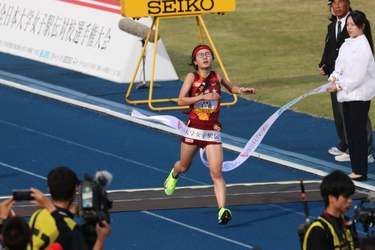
[120,0,238,111]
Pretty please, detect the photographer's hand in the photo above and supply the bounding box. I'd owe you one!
[69,203,79,215]
[30,188,56,213]
[0,197,15,222]
[92,220,111,250]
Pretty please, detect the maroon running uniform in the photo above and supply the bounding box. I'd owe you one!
[181,71,222,148]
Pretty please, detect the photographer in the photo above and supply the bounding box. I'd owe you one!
[303,170,360,250]
[0,188,110,250]
[29,166,111,250]
[30,188,111,250]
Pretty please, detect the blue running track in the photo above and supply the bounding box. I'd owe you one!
[0,52,374,249]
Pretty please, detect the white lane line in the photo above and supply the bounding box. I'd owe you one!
[142,210,254,249]
[0,161,47,180]
[0,119,206,185]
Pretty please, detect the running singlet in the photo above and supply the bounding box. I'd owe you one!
[189,71,221,121]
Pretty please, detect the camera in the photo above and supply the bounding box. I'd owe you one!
[354,195,375,233]
[78,171,113,223]
[77,171,113,248]
[12,189,34,201]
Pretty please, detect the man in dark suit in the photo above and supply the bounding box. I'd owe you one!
[318,0,373,163]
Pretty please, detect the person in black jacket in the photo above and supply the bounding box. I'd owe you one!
[319,0,373,164]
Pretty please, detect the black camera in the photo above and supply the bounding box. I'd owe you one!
[354,197,375,233]
[77,171,113,248]
[12,189,34,201]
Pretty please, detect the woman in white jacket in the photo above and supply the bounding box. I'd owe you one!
[327,10,375,181]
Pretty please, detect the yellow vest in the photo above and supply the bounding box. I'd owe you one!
[303,216,354,250]
[29,208,76,250]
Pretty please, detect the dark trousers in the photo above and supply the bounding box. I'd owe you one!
[331,92,372,154]
[343,101,370,175]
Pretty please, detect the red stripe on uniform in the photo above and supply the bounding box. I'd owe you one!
[59,0,121,14]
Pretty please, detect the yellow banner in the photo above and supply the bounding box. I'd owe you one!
[120,0,236,18]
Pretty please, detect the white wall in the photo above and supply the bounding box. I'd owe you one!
[0,0,178,83]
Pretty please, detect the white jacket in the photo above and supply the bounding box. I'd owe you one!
[329,34,375,102]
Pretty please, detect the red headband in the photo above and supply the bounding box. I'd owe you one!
[192,45,213,58]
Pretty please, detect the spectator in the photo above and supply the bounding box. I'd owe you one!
[319,0,373,164]
[327,10,375,181]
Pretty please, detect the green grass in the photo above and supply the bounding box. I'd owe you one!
[158,0,375,122]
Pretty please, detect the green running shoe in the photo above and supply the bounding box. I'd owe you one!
[164,169,178,195]
[218,208,232,225]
